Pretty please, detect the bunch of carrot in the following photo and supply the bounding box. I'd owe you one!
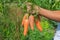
[22,13,43,36]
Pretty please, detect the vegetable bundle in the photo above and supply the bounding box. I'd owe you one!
[21,2,43,36]
[22,13,43,36]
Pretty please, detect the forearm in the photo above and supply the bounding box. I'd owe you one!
[38,8,60,22]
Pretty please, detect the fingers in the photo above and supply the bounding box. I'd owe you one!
[34,5,40,12]
[25,2,40,14]
[25,2,32,12]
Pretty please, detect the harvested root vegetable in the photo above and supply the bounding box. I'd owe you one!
[22,14,28,26]
[23,14,29,36]
[35,19,42,32]
[23,19,29,36]
[29,15,34,30]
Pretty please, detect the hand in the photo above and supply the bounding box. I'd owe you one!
[25,2,32,12]
[25,2,36,14]
[25,2,41,20]
[34,5,40,13]
[25,2,40,14]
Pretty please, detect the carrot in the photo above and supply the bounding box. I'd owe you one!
[29,15,34,30]
[23,14,29,36]
[22,14,28,26]
[23,19,29,36]
[35,19,42,32]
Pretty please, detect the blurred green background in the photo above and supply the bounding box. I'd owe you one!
[0,0,60,40]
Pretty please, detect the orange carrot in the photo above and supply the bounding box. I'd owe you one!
[23,19,29,36]
[29,15,34,30]
[22,14,28,26]
[35,19,42,32]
